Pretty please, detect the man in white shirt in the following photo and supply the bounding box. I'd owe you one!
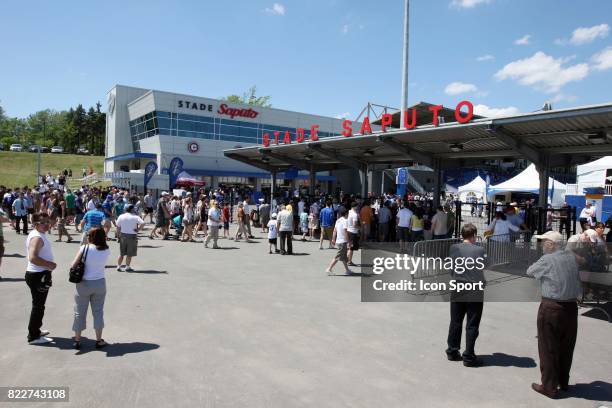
[204,200,221,249]
[325,209,354,275]
[277,204,294,255]
[242,198,254,238]
[116,204,144,272]
[396,203,413,252]
[346,202,360,266]
[431,206,449,240]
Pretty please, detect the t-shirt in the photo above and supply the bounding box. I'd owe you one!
[156,200,167,219]
[397,208,413,228]
[347,210,360,233]
[83,209,105,232]
[378,207,391,224]
[334,217,349,244]
[116,213,144,235]
[299,212,308,226]
[432,211,448,236]
[114,201,125,217]
[277,209,293,232]
[222,207,230,221]
[320,207,334,227]
[207,207,221,227]
[80,244,110,281]
[65,193,75,209]
[101,200,114,219]
[360,206,372,225]
[411,215,424,231]
[267,220,278,239]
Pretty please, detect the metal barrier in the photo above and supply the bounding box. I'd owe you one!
[410,237,480,279]
[485,232,540,270]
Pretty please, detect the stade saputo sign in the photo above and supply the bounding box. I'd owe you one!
[262,100,475,147]
[178,100,260,119]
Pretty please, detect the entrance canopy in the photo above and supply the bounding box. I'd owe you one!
[224,102,612,173]
[489,164,567,205]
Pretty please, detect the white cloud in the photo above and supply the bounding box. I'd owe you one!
[494,51,589,93]
[514,34,531,45]
[342,24,349,34]
[570,24,609,45]
[550,93,577,103]
[591,46,612,71]
[264,3,285,15]
[334,112,350,119]
[444,81,478,95]
[474,104,520,118]
[476,54,495,62]
[450,0,490,9]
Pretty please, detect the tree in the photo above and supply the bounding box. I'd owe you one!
[222,85,272,107]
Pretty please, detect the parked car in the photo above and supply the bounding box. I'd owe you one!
[9,144,23,152]
[77,146,89,154]
[41,146,50,153]
[51,146,64,153]
[29,144,42,152]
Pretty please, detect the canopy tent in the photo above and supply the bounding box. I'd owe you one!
[577,156,612,187]
[444,184,458,194]
[175,171,206,187]
[457,175,487,202]
[489,164,566,205]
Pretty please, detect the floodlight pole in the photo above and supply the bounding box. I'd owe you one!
[399,0,409,128]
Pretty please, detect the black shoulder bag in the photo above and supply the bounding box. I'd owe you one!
[69,245,89,283]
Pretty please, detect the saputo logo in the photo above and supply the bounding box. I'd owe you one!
[217,103,259,119]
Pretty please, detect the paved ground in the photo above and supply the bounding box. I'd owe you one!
[0,223,611,408]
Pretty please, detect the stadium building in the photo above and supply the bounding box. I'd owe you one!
[104,84,354,192]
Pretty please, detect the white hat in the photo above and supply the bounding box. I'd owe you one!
[271,212,277,219]
[533,231,564,242]
[583,229,598,243]
[161,191,169,196]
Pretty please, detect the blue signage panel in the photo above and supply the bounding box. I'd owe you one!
[144,161,158,189]
[168,157,184,188]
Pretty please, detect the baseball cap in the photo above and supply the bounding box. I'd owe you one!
[271,213,277,219]
[533,231,564,242]
[161,191,169,196]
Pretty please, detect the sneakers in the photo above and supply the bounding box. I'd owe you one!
[117,265,125,272]
[29,336,54,345]
[125,266,134,272]
[40,329,50,337]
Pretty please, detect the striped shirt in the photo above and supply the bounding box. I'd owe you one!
[526,249,582,301]
[83,209,105,232]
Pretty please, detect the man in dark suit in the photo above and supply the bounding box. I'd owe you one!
[446,223,486,367]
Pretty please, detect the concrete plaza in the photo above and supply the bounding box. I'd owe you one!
[0,224,611,408]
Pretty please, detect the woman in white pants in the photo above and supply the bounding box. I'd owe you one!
[70,227,110,350]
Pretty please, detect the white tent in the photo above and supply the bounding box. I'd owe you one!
[489,164,567,205]
[577,156,612,187]
[457,175,487,202]
[444,183,458,193]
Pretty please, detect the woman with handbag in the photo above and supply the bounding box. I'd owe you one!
[69,227,110,350]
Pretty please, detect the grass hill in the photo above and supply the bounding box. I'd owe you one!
[0,151,104,188]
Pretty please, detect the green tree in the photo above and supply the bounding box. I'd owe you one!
[222,85,272,107]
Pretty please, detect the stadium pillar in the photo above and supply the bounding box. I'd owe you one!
[270,171,277,206]
[433,159,441,208]
[309,164,316,196]
[360,164,369,198]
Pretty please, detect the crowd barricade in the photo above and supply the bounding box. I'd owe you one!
[484,231,539,268]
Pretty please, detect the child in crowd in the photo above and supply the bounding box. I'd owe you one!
[299,208,309,241]
[267,213,279,254]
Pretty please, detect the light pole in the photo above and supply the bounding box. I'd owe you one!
[399,0,410,127]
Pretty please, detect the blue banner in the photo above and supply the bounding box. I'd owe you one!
[168,157,184,188]
[144,161,158,190]
[397,168,408,185]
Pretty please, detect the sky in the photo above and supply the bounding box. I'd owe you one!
[1,0,611,120]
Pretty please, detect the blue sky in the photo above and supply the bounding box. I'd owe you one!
[1,0,611,119]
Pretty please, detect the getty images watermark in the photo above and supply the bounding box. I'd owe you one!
[359,244,544,302]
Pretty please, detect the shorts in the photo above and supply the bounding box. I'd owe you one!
[348,232,360,251]
[66,208,75,216]
[223,221,229,230]
[309,219,318,229]
[119,233,138,257]
[268,237,277,244]
[334,242,348,262]
[155,216,166,228]
[145,207,153,214]
[321,226,333,240]
[301,224,308,233]
[398,227,411,241]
